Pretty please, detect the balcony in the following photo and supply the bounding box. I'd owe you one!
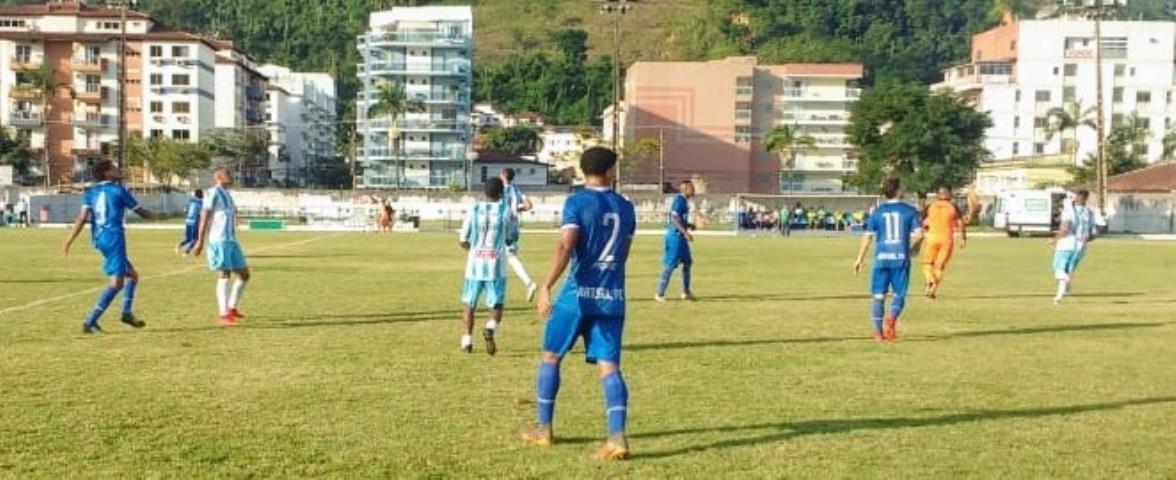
[405,91,468,104]
[777,112,850,126]
[9,87,42,100]
[72,57,106,74]
[736,86,754,97]
[363,31,470,48]
[734,109,753,124]
[366,61,470,77]
[9,110,42,126]
[9,56,41,71]
[72,145,103,156]
[246,108,264,124]
[74,113,111,129]
[368,118,465,133]
[781,88,862,102]
[75,87,107,104]
[148,58,199,67]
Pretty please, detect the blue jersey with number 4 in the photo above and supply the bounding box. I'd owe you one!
[82,181,139,247]
[558,187,637,318]
[866,201,921,268]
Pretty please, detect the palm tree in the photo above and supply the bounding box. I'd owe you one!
[367,81,424,188]
[22,62,69,186]
[1045,101,1097,162]
[764,124,816,194]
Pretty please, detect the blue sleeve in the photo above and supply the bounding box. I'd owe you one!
[561,196,582,229]
[671,196,686,218]
[120,186,140,211]
[624,202,637,237]
[907,208,922,236]
[865,210,879,234]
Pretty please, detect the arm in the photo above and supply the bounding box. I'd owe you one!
[1051,220,1071,245]
[537,227,578,319]
[191,209,212,256]
[133,206,155,221]
[521,196,534,213]
[62,208,90,255]
[853,234,874,275]
[957,217,967,249]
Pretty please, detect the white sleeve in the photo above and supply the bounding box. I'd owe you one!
[202,189,216,211]
[459,208,473,243]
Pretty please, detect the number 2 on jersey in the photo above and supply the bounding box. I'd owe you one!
[598,213,621,263]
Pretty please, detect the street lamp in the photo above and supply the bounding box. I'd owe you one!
[600,0,632,188]
[1060,0,1125,214]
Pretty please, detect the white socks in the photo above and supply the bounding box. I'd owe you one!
[508,253,534,288]
[216,278,230,315]
[460,334,473,349]
[486,319,499,331]
[1054,280,1070,303]
[229,280,247,310]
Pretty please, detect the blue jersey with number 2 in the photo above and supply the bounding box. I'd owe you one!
[558,187,637,318]
[866,201,921,269]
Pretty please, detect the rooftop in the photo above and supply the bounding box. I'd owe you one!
[1108,163,1176,193]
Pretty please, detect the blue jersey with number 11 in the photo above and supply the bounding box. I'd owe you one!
[866,200,922,268]
[559,187,637,318]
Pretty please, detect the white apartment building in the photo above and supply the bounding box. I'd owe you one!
[141,40,216,144]
[213,47,267,131]
[934,13,1176,166]
[356,6,473,189]
[258,64,337,187]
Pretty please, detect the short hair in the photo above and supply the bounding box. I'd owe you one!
[484,177,505,200]
[1074,189,1090,200]
[939,185,952,193]
[882,178,902,199]
[680,179,693,186]
[580,147,617,176]
[212,166,230,175]
[92,160,115,179]
[501,168,516,181]
[194,189,204,199]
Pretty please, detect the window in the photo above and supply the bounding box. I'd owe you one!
[96,21,120,31]
[1167,117,1172,130]
[84,74,100,92]
[1035,90,1050,102]
[1113,87,1124,103]
[172,102,190,114]
[1114,64,1126,77]
[1014,116,1021,129]
[172,129,190,141]
[0,18,28,28]
[1063,87,1076,102]
[735,126,752,143]
[1052,66,1059,76]
[171,46,189,58]
[1012,142,1020,155]
[1064,64,1077,76]
[150,129,163,138]
[14,44,31,63]
[172,74,190,86]
[149,45,162,57]
[1035,143,1045,154]
[1137,91,1152,104]
[149,101,163,113]
[1034,117,1048,129]
[149,73,162,85]
[1137,143,1149,156]
[1015,90,1022,102]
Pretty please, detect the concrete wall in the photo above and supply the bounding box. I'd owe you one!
[1104,193,1176,234]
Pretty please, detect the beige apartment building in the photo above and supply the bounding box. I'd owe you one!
[622,56,863,194]
[0,0,267,185]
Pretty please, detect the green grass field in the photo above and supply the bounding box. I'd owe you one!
[2,228,1175,478]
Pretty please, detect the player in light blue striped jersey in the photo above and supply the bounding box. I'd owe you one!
[1051,189,1097,304]
[458,177,517,355]
[191,167,250,327]
[501,168,539,302]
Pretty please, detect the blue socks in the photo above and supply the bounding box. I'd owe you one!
[871,296,885,333]
[122,281,137,314]
[536,361,560,426]
[890,295,907,318]
[681,262,693,295]
[602,371,629,436]
[656,264,673,297]
[84,285,122,327]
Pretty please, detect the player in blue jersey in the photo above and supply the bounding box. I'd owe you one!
[458,177,516,355]
[655,179,696,302]
[853,178,923,342]
[1051,189,1096,304]
[176,189,203,256]
[191,167,250,327]
[62,160,154,334]
[501,168,539,302]
[521,147,637,461]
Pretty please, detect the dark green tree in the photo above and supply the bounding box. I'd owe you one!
[0,127,34,174]
[1070,115,1151,185]
[481,126,543,156]
[848,82,992,197]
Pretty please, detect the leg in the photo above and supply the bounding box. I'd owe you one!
[122,265,139,315]
[216,271,231,317]
[869,267,890,338]
[656,257,679,299]
[536,351,562,426]
[1052,250,1074,304]
[587,316,630,460]
[483,304,503,356]
[886,267,911,340]
[680,261,693,298]
[228,268,250,315]
[459,280,482,351]
[930,241,954,295]
[507,250,534,288]
[84,275,125,331]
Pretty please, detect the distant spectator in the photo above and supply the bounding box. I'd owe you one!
[15,196,28,227]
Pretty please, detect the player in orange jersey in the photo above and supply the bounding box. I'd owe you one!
[921,185,967,299]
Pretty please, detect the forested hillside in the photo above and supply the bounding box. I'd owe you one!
[1,0,1172,129]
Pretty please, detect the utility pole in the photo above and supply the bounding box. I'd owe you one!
[600,0,631,189]
[1063,0,1122,213]
[658,127,665,192]
[349,125,357,190]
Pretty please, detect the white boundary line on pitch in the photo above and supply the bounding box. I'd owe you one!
[0,233,342,318]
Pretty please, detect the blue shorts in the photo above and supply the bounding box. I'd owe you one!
[1053,248,1086,279]
[543,290,625,364]
[180,223,198,245]
[462,278,506,308]
[663,236,692,267]
[95,235,132,277]
[207,240,248,271]
[871,264,911,298]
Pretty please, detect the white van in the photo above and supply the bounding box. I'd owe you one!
[993,189,1106,237]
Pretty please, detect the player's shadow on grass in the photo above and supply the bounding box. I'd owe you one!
[628,396,1176,460]
[628,321,1170,351]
